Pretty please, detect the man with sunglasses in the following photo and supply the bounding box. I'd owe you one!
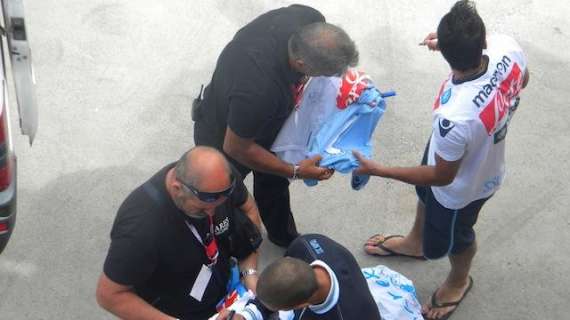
[97,146,263,320]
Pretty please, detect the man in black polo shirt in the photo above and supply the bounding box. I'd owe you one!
[96,146,262,320]
[193,5,359,246]
[220,234,381,320]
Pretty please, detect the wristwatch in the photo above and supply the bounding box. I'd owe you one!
[292,164,300,180]
[240,268,258,278]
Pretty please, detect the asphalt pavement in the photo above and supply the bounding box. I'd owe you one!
[0,0,569,319]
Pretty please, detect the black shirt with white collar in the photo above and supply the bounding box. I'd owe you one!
[287,234,382,320]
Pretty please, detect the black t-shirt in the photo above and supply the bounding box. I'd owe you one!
[286,234,382,320]
[103,163,256,320]
[197,5,325,149]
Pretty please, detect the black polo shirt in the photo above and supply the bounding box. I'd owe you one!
[196,5,325,149]
[287,234,382,320]
[103,163,256,320]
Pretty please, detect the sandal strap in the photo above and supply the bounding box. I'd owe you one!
[365,234,426,260]
[366,234,404,246]
[430,277,474,309]
[382,234,405,241]
[431,294,462,309]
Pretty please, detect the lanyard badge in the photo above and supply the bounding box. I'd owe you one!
[204,232,219,267]
[291,76,311,110]
[185,216,219,268]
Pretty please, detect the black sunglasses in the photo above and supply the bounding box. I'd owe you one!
[178,175,236,203]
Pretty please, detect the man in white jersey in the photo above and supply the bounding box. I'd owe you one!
[353,1,530,319]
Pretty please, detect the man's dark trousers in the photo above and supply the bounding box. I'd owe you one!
[194,121,299,247]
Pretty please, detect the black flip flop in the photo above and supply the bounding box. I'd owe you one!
[364,234,427,260]
[425,276,474,320]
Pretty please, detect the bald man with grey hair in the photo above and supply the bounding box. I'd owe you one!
[288,22,359,77]
[194,4,359,248]
[97,146,263,320]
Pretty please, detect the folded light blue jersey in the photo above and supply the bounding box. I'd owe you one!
[304,87,387,189]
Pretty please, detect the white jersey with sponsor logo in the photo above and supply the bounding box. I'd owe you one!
[428,34,527,209]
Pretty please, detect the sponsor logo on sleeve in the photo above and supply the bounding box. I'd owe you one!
[438,118,455,137]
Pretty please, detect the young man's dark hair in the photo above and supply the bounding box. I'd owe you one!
[256,257,319,310]
[437,0,486,71]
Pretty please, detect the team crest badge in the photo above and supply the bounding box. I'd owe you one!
[441,88,452,105]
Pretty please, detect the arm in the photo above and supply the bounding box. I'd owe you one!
[233,194,261,293]
[96,273,177,320]
[216,309,246,320]
[216,297,275,320]
[239,193,261,230]
[237,193,260,293]
[421,31,533,91]
[353,151,462,187]
[419,32,439,51]
[223,127,333,180]
[238,251,259,293]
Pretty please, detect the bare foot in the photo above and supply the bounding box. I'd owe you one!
[422,277,473,319]
[363,234,423,258]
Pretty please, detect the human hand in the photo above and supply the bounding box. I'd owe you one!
[215,309,233,320]
[419,32,439,51]
[352,151,385,177]
[215,309,245,320]
[297,155,334,181]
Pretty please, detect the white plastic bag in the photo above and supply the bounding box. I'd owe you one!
[362,265,424,320]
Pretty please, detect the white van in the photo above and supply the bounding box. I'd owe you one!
[0,0,38,254]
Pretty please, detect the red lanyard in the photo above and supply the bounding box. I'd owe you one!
[185,215,219,267]
[291,76,311,110]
